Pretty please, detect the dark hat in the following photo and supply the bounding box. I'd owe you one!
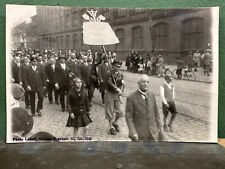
[58,54,66,60]
[30,57,37,62]
[112,60,122,67]
[12,107,34,136]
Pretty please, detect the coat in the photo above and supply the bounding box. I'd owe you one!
[11,62,22,83]
[45,63,57,85]
[98,63,111,92]
[125,90,162,141]
[55,63,70,89]
[23,65,46,92]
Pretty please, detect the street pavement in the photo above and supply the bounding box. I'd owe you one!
[19,68,215,143]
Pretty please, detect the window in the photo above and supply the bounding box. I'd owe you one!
[72,11,79,27]
[60,35,64,49]
[152,22,169,50]
[132,26,144,49]
[115,29,125,49]
[65,13,70,30]
[66,35,71,49]
[182,18,203,50]
[115,9,126,18]
[73,34,78,50]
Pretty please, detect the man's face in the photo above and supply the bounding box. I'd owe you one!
[112,65,119,72]
[138,76,149,92]
[70,54,76,60]
[82,56,88,63]
[49,58,56,65]
[14,56,20,63]
[60,58,66,64]
[31,60,37,66]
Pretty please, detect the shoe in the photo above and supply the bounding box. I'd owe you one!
[49,101,53,104]
[109,128,116,135]
[61,109,65,112]
[26,105,30,109]
[112,123,120,132]
[31,114,35,117]
[163,125,169,132]
[37,112,42,117]
[55,101,59,105]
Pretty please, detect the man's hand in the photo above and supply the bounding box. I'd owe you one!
[46,79,49,83]
[131,134,139,142]
[43,86,46,90]
[70,113,74,119]
[55,83,59,90]
[116,88,122,95]
[19,82,23,86]
[165,103,170,108]
[27,86,31,91]
[11,78,15,83]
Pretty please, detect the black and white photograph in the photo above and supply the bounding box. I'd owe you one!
[6,4,218,143]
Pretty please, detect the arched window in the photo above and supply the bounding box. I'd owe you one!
[132,26,143,49]
[182,18,203,50]
[115,29,125,50]
[152,22,169,50]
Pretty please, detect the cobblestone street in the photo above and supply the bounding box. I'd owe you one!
[21,69,215,142]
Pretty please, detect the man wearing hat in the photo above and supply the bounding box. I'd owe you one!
[23,57,46,117]
[104,60,124,135]
[55,54,70,112]
[160,74,177,132]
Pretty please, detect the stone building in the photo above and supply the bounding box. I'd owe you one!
[26,6,212,62]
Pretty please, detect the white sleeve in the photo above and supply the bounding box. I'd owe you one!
[160,86,168,104]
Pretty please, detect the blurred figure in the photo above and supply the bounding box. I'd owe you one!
[160,75,177,132]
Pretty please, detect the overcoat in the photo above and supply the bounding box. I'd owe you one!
[125,90,162,141]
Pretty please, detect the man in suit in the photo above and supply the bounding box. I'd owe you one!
[67,52,81,78]
[11,56,22,85]
[23,57,46,117]
[98,55,111,104]
[55,54,70,112]
[45,57,59,104]
[21,56,30,109]
[80,55,96,104]
[125,74,164,141]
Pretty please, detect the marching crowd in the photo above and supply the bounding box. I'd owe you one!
[10,47,179,142]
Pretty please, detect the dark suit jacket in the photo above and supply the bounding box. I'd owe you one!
[55,63,70,89]
[21,63,30,89]
[98,63,110,83]
[67,60,81,78]
[45,63,57,85]
[11,62,22,83]
[80,63,93,86]
[125,90,162,141]
[23,65,46,92]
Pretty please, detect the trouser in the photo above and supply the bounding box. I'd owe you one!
[59,87,69,110]
[104,90,123,121]
[24,90,30,107]
[29,90,43,115]
[47,83,59,103]
[87,85,95,102]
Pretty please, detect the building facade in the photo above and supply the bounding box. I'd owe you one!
[18,6,212,62]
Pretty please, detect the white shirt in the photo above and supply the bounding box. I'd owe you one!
[51,64,55,71]
[138,89,147,100]
[60,63,66,70]
[32,66,36,71]
[160,81,175,104]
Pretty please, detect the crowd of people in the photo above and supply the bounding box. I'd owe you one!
[10,46,185,142]
[125,49,213,78]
